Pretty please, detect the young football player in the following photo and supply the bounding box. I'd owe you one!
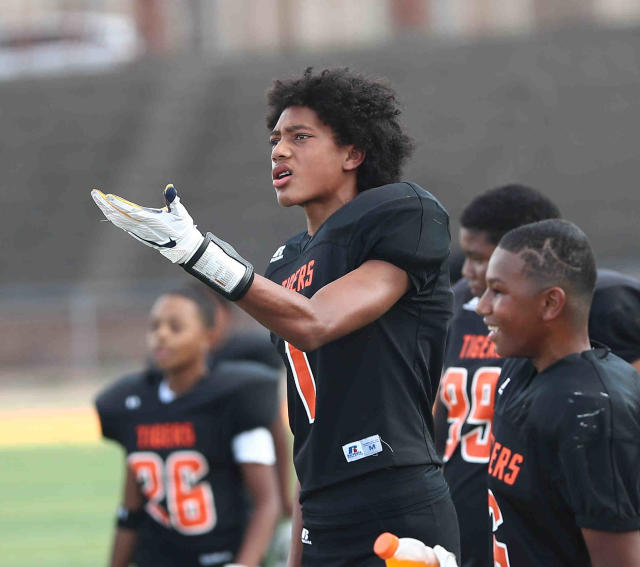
[477,219,640,567]
[92,67,460,566]
[95,286,281,567]
[433,184,640,567]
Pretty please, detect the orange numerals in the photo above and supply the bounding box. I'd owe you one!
[440,366,501,463]
[282,260,315,292]
[128,450,216,535]
[488,489,512,567]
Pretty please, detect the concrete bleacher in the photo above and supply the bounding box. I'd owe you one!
[2,24,639,293]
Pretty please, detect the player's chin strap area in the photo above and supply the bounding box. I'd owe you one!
[182,232,255,301]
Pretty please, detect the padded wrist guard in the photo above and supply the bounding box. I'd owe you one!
[182,232,255,301]
[116,506,145,530]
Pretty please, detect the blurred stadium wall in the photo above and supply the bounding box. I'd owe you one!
[1,0,640,389]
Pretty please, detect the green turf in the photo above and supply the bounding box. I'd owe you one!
[0,443,123,566]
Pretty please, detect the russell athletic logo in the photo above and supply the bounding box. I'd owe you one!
[342,434,383,462]
[270,245,285,263]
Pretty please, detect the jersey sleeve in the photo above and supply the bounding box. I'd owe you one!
[556,391,640,531]
[227,369,280,437]
[589,283,640,364]
[232,427,276,465]
[94,373,141,444]
[348,187,451,293]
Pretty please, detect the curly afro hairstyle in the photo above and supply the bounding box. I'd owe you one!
[266,68,413,192]
[460,184,562,245]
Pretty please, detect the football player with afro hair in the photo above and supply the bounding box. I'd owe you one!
[93,67,459,566]
[265,67,413,194]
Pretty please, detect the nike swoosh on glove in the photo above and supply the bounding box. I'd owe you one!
[91,184,255,301]
[91,184,204,264]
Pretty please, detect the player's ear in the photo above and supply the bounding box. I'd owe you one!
[343,146,366,172]
[540,286,566,322]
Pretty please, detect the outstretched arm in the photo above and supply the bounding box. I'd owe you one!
[237,260,409,352]
[91,186,410,351]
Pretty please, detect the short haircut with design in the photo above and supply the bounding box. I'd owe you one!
[498,219,597,303]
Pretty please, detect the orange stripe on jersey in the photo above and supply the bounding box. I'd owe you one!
[285,342,316,423]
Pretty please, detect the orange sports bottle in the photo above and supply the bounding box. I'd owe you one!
[374,532,439,566]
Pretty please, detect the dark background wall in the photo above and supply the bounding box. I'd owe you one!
[2,24,639,292]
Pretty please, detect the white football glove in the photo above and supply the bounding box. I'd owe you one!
[433,545,459,567]
[91,184,204,264]
[91,185,255,300]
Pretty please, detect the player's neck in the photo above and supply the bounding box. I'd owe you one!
[531,324,591,373]
[164,359,208,395]
[303,180,358,235]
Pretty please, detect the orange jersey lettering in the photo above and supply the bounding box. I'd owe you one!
[282,260,316,292]
[489,441,524,485]
[136,422,196,450]
[459,334,500,359]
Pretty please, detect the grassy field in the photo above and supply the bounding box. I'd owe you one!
[0,402,290,566]
[0,442,123,566]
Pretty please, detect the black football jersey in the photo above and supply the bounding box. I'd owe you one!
[433,278,502,567]
[589,269,640,364]
[433,269,640,567]
[95,361,279,561]
[490,349,640,566]
[263,182,452,500]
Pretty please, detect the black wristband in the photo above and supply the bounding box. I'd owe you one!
[182,232,255,301]
[116,506,145,530]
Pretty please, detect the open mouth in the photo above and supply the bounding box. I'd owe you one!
[273,164,293,188]
[273,164,293,182]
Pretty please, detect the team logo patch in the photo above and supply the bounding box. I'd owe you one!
[342,434,383,462]
[301,527,312,545]
[125,395,141,409]
[463,296,480,311]
[269,245,285,263]
[498,377,511,396]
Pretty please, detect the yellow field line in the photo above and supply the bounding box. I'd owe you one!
[0,406,101,447]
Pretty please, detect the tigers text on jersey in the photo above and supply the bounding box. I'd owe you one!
[490,349,640,567]
[95,361,279,562]
[264,182,452,502]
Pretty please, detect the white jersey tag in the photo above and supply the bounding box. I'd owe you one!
[342,434,383,462]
